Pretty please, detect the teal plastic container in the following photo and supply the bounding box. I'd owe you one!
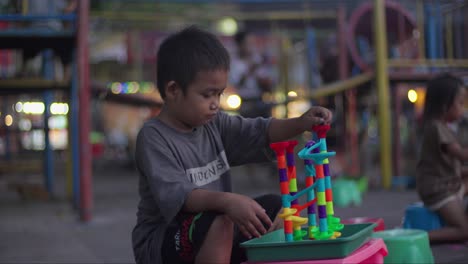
[240,223,376,262]
[372,229,434,264]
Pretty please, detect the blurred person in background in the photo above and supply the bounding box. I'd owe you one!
[229,30,278,184]
[230,30,274,118]
[416,73,468,243]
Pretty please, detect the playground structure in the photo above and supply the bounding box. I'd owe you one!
[0,0,92,221]
[88,0,468,192]
[0,0,467,222]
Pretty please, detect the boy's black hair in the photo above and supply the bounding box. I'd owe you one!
[156,26,230,99]
[423,73,464,121]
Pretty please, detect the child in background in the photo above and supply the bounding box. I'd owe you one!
[416,73,468,243]
[132,26,332,264]
[230,30,274,118]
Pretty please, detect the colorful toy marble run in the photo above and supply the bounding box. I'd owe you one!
[270,125,344,242]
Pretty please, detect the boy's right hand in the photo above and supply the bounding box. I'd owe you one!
[300,106,333,129]
[223,193,272,239]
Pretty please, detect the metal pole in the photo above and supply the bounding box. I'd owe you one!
[90,10,337,22]
[416,0,426,58]
[338,5,359,176]
[307,72,374,100]
[392,85,401,178]
[280,36,290,117]
[42,49,54,196]
[374,0,392,189]
[426,3,437,59]
[2,97,11,161]
[388,58,468,67]
[78,0,92,222]
[454,6,463,59]
[465,6,468,58]
[445,13,453,60]
[70,50,80,208]
[436,0,444,58]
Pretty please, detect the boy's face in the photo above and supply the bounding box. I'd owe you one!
[165,69,227,131]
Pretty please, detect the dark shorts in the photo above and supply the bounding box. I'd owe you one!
[161,194,282,264]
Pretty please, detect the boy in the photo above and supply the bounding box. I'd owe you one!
[132,26,332,264]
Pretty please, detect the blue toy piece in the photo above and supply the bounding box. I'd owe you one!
[402,202,444,231]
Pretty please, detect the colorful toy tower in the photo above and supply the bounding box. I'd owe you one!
[271,141,296,242]
[270,125,343,241]
[271,141,310,241]
[303,140,318,238]
[286,141,301,236]
[312,125,344,234]
[297,125,343,239]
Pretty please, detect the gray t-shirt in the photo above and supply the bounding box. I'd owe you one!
[132,111,273,264]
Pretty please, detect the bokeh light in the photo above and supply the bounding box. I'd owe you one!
[226,94,241,109]
[216,17,238,36]
[408,89,418,103]
[5,114,13,126]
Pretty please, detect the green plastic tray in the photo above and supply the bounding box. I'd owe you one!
[240,223,376,262]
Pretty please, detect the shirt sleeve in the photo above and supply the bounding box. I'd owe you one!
[215,112,274,166]
[436,122,457,146]
[135,124,197,222]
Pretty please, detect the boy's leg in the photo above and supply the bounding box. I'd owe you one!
[162,194,281,264]
[231,194,282,264]
[162,212,218,264]
[429,199,468,242]
[195,215,234,264]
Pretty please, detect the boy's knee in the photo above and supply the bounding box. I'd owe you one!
[262,194,282,206]
[218,214,234,225]
[255,194,282,218]
[196,215,234,264]
[212,215,234,235]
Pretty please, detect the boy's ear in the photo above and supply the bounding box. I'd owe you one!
[165,81,181,100]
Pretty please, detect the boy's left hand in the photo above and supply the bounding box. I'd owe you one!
[267,214,283,232]
[300,106,333,130]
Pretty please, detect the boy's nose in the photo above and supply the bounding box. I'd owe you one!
[210,101,219,110]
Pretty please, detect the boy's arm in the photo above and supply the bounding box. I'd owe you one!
[183,189,229,212]
[268,106,332,142]
[184,189,272,239]
[268,117,306,142]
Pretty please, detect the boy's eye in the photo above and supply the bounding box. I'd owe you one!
[202,91,224,98]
